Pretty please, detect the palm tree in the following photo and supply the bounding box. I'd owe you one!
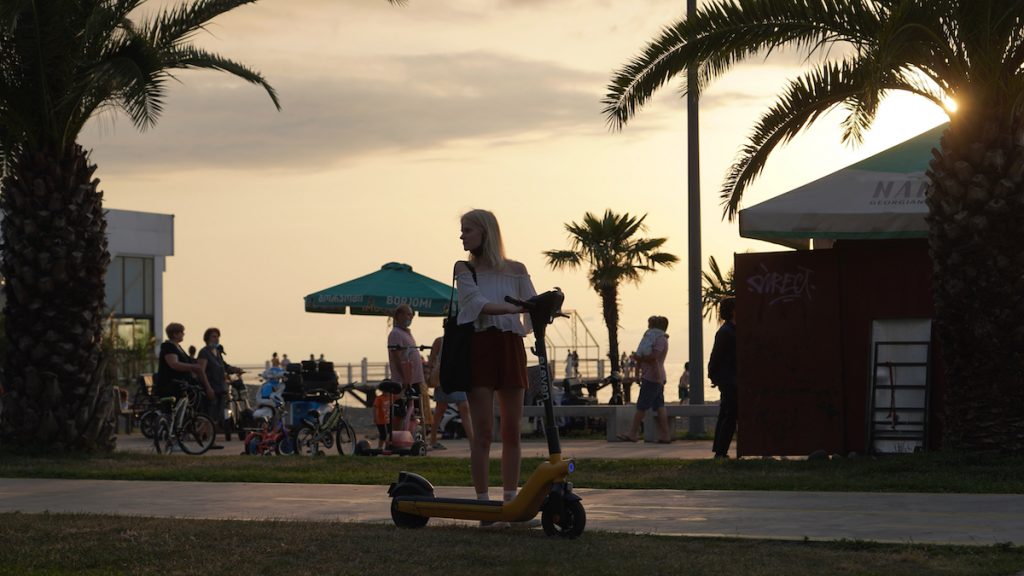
[604,0,1024,452]
[545,210,678,399]
[702,255,735,321]
[0,0,280,451]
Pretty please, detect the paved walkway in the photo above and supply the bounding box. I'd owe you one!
[1,477,1021,546]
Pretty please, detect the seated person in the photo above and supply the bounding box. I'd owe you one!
[253,368,285,424]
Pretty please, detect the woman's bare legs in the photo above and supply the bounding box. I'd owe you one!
[430,401,448,446]
[468,386,495,495]
[496,387,525,494]
[456,400,475,443]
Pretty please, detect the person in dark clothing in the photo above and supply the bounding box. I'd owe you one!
[709,298,737,458]
[197,327,243,444]
[156,322,212,403]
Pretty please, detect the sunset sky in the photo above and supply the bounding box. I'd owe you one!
[81,0,949,392]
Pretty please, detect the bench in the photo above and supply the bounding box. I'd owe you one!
[502,404,720,442]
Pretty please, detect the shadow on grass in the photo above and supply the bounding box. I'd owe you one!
[0,513,1021,576]
[1,449,1023,494]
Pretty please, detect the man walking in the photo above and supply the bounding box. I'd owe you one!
[709,299,737,458]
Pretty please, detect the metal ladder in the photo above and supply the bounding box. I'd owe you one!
[868,340,931,453]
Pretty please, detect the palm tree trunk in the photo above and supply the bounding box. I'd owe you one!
[927,114,1024,453]
[0,143,114,451]
[598,284,623,402]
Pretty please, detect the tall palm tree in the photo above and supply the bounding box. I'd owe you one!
[0,0,280,451]
[702,255,735,321]
[545,210,678,398]
[604,0,1024,452]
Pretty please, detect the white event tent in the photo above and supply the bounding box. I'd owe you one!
[739,123,946,249]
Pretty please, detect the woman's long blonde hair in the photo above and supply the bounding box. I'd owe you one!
[461,208,507,270]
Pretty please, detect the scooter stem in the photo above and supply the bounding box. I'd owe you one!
[506,289,565,457]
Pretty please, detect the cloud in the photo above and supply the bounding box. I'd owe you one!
[82,52,633,173]
[81,45,788,174]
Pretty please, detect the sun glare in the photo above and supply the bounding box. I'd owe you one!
[943,97,959,113]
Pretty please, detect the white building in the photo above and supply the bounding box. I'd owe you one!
[103,209,175,348]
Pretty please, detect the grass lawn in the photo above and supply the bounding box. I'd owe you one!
[1,513,1021,576]
[1,450,1023,493]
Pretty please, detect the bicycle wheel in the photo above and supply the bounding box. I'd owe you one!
[276,433,296,455]
[334,420,357,456]
[294,424,320,456]
[139,410,161,439]
[178,414,216,455]
[153,417,174,454]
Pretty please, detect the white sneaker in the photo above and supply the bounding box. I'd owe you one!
[511,518,542,529]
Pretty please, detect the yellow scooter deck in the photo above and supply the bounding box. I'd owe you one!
[394,455,572,522]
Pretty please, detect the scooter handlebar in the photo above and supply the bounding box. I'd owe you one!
[505,289,569,325]
[504,295,531,309]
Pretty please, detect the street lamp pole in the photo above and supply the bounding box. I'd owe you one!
[686,0,705,435]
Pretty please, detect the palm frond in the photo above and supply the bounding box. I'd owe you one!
[1,0,280,153]
[544,249,583,271]
[603,0,1001,221]
[647,252,679,267]
[719,58,947,219]
[164,45,281,110]
[143,0,258,48]
[701,255,735,320]
[604,0,886,130]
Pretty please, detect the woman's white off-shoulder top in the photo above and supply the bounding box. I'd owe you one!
[456,265,536,335]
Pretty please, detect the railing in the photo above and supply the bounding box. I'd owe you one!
[235,359,392,385]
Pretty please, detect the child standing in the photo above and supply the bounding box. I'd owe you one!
[373,391,393,450]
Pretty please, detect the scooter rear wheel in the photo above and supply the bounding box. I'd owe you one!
[542,499,586,539]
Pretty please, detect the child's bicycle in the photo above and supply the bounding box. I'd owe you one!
[152,383,216,455]
[240,368,294,455]
[242,404,295,456]
[292,385,357,456]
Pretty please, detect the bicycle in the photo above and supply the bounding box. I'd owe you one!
[152,383,217,455]
[292,385,357,456]
[242,404,295,456]
[224,372,253,441]
[133,376,162,439]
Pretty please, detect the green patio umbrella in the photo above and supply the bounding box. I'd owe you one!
[304,262,452,317]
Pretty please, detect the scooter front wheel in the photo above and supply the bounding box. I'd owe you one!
[390,483,431,529]
[542,499,586,539]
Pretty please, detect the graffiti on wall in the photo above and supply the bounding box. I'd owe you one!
[746,263,816,306]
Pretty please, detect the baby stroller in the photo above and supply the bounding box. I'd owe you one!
[436,404,466,439]
[355,379,426,456]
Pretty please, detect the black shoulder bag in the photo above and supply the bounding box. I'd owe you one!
[439,261,476,394]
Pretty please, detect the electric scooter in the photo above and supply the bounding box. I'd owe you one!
[354,380,428,457]
[387,288,586,538]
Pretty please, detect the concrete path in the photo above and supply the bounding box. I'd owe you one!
[1,478,1021,546]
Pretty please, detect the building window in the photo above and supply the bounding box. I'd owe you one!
[105,256,155,317]
[104,255,158,384]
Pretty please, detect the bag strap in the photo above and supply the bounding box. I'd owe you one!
[446,261,476,320]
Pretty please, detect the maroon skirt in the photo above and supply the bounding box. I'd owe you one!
[470,328,528,391]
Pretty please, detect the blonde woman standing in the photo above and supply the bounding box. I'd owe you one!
[456,209,536,521]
